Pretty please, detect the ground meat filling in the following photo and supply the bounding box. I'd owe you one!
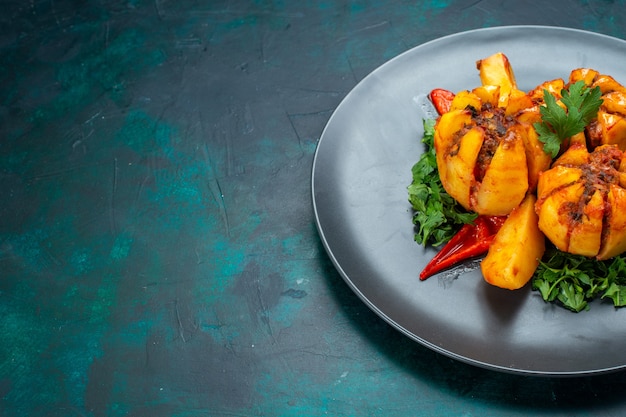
[563,146,621,230]
[470,103,518,182]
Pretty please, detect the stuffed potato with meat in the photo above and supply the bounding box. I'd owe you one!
[431,53,552,289]
[533,69,626,260]
[570,68,626,151]
[434,53,551,217]
[536,143,626,260]
[429,52,626,290]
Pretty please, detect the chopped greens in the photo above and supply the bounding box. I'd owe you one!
[408,119,477,247]
[533,80,603,158]
[532,248,626,312]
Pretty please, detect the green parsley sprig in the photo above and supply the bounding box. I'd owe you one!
[408,119,477,247]
[533,80,603,158]
[532,248,626,312]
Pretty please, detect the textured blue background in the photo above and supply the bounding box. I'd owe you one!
[3,1,626,416]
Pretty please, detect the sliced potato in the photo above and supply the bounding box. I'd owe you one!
[504,88,534,116]
[593,74,626,94]
[551,143,590,167]
[434,110,471,188]
[568,68,599,86]
[472,126,528,215]
[440,127,484,210]
[597,185,626,260]
[596,110,626,151]
[536,182,584,253]
[472,85,500,108]
[481,194,545,290]
[568,190,604,257]
[520,124,552,192]
[476,52,517,107]
[449,90,482,112]
[528,78,565,101]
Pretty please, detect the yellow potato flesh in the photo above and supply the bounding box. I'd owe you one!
[528,78,565,101]
[620,155,626,188]
[619,172,626,189]
[537,182,584,253]
[481,194,545,290]
[552,143,590,167]
[601,91,626,115]
[567,131,588,148]
[593,74,626,94]
[471,85,500,108]
[476,52,517,107]
[597,185,626,260]
[569,68,599,86]
[568,190,604,257]
[520,123,552,192]
[449,90,482,112]
[536,165,583,199]
[439,127,484,210]
[435,111,471,185]
[535,142,626,259]
[434,110,472,152]
[504,88,534,116]
[597,110,626,151]
[473,127,528,215]
[516,107,541,125]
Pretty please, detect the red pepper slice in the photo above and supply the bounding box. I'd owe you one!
[419,215,507,280]
[429,88,455,115]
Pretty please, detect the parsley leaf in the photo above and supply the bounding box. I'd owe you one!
[533,80,603,158]
[408,119,477,247]
[532,248,626,312]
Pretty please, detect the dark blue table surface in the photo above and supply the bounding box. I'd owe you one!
[3,1,626,416]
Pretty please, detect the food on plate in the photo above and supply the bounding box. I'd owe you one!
[481,194,545,290]
[408,119,479,248]
[536,143,626,260]
[570,69,626,151]
[411,51,626,307]
[433,53,551,216]
[532,77,603,158]
[532,248,626,312]
[420,215,506,280]
[476,52,517,105]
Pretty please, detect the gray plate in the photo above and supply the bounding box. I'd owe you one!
[312,26,626,376]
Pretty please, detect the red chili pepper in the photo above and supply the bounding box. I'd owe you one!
[419,215,507,280]
[429,88,455,115]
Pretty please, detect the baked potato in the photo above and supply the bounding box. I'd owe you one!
[433,53,551,216]
[570,69,626,150]
[481,194,545,290]
[535,143,626,259]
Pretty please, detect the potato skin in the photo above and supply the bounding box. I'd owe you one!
[570,69,626,151]
[598,185,626,259]
[535,144,626,260]
[481,194,545,290]
[434,52,552,217]
[431,55,626,291]
[434,100,540,216]
[476,52,517,107]
[434,110,476,210]
[472,125,529,215]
